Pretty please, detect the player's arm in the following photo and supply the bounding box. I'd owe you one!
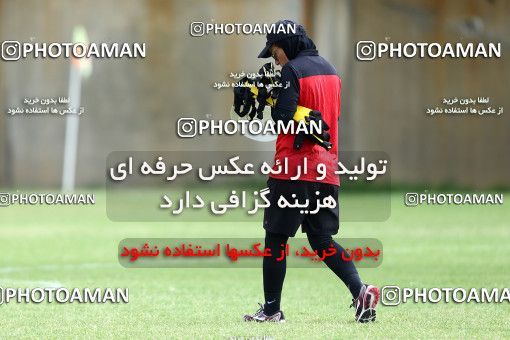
[270,64,299,124]
[233,64,331,150]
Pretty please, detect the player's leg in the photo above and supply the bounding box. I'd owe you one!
[303,182,363,296]
[306,233,363,297]
[243,231,288,322]
[263,231,289,315]
[244,178,305,322]
[306,233,379,322]
[304,181,379,322]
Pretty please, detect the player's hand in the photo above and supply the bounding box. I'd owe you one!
[233,77,256,118]
[305,110,330,132]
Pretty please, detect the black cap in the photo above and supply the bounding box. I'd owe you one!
[258,20,306,58]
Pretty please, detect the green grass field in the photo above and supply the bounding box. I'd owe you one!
[1,191,509,339]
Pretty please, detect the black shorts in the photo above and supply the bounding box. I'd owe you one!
[263,177,339,237]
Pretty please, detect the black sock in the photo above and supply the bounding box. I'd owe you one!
[263,231,289,315]
[307,233,363,298]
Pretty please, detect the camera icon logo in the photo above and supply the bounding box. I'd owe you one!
[404,193,419,207]
[190,22,206,37]
[177,118,198,138]
[1,41,21,61]
[0,193,11,207]
[356,41,376,61]
[381,285,401,306]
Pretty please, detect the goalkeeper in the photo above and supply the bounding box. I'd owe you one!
[243,20,379,323]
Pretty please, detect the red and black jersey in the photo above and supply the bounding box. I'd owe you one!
[270,49,341,186]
